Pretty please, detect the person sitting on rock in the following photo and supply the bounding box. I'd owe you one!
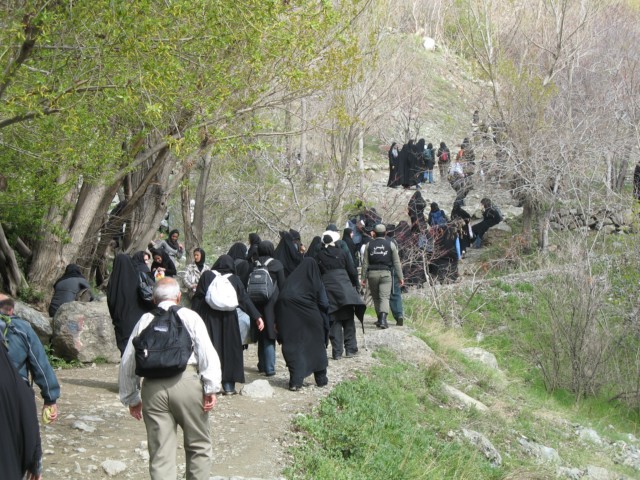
[471,198,503,248]
[49,263,93,318]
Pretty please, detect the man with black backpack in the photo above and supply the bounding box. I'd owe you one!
[119,277,221,480]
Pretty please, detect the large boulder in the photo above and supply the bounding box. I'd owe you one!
[482,222,512,245]
[51,301,120,363]
[13,300,52,344]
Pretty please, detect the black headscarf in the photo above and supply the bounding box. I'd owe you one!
[257,240,275,257]
[193,247,206,272]
[342,228,357,257]
[304,236,323,260]
[211,254,236,275]
[247,233,262,262]
[274,230,303,277]
[227,243,247,261]
[166,229,180,250]
[53,264,85,288]
[150,249,177,277]
[131,251,150,274]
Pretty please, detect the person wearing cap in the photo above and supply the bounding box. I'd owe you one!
[360,224,403,329]
[385,224,405,326]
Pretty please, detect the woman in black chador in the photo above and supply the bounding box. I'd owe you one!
[412,138,427,186]
[107,253,155,354]
[315,231,366,360]
[228,242,251,287]
[192,255,263,395]
[387,142,401,188]
[246,233,262,263]
[408,190,427,233]
[274,229,303,277]
[275,258,330,391]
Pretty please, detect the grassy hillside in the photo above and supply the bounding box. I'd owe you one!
[286,226,640,479]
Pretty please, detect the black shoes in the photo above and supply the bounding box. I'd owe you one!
[396,317,404,326]
[345,350,358,358]
[289,385,302,391]
[379,312,388,329]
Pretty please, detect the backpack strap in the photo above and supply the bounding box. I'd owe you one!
[264,258,273,266]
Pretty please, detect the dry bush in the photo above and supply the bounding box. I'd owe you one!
[527,243,614,400]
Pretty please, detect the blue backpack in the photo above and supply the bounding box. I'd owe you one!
[430,210,447,226]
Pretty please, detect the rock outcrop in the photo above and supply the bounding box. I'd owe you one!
[51,301,119,363]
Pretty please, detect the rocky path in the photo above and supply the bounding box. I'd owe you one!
[40,317,406,480]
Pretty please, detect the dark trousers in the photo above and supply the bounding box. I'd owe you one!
[329,314,357,359]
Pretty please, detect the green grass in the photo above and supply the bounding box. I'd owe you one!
[286,354,506,480]
[44,344,83,369]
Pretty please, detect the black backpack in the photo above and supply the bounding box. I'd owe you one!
[247,259,275,304]
[133,306,193,379]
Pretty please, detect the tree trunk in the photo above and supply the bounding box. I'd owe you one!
[521,199,535,251]
[358,130,364,192]
[538,209,551,251]
[192,147,214,245]
[0,223,27,296]
[180,183,195,262]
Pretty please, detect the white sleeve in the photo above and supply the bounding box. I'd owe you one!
[180,309,221,394]
[118,315,150,406]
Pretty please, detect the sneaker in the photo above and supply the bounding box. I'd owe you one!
[265,372,276,377]
[345,351,358,358]
[289,385,302,392]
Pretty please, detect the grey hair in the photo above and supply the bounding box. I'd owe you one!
[153,277,181,302]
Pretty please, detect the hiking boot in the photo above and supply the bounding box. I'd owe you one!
[345,350,358,358]
[396,317,404,327]
[379,312,389,329]
[375,313,382,328]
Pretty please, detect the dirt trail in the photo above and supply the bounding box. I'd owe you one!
[41,172,510,479]
[41,317,386,480]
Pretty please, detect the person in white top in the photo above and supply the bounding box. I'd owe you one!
[119,277,221,480]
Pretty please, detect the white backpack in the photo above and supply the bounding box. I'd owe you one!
[205,271,239,311]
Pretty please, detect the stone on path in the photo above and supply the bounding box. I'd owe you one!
[72,421,96,433]
[364,327,439,367]
[101,459,126,476]
[241,379,274,398]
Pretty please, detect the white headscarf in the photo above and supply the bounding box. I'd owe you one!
[321,230,340,247]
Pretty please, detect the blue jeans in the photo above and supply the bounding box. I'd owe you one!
[424,170,434,183]
[257,335,276,375]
